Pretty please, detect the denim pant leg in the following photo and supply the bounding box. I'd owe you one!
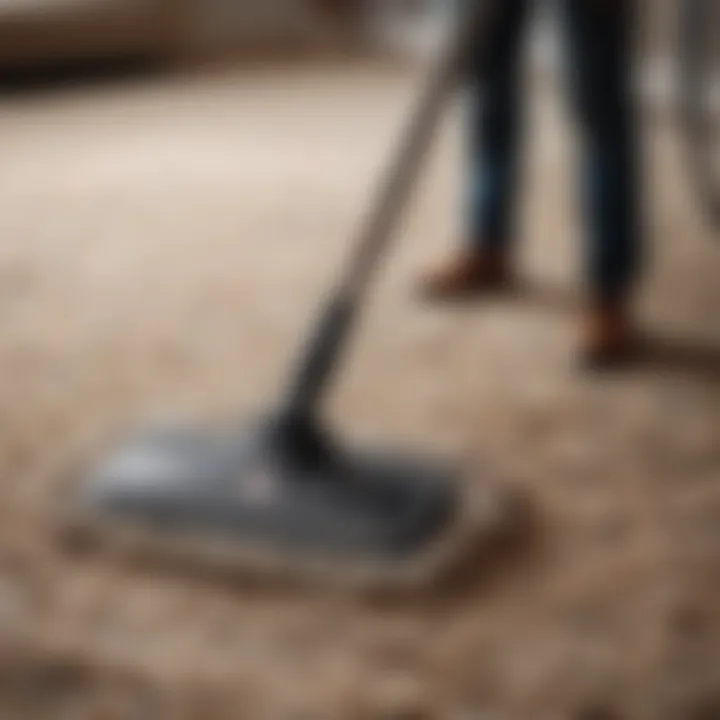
[466,0,531,251]
[560,0,642,302]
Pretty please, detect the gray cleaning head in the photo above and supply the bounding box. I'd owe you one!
[77,417,459,565]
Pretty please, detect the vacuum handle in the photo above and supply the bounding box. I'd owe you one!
[283,293,355,422]
[283,2,495,422]
[343,2,495,299]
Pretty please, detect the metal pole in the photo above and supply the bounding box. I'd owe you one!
[281,1,496,423]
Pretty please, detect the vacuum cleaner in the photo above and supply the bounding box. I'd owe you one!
[63,1,510,592]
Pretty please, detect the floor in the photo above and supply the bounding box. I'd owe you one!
[0,60,719,720]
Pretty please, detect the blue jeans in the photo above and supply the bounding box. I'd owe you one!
[467,0,641,302]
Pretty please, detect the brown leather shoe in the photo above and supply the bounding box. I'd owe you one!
[417,249,513,301]
[581,300,639,369]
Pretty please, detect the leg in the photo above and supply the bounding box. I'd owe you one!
[419,0,532,299]
[560,0,642,365]
[467,0,532,252]
[560,0,642,305]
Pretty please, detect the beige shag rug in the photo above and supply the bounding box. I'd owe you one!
[0,61,719,719]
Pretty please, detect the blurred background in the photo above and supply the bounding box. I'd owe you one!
[0,2,718,719]
[0,0,682,71]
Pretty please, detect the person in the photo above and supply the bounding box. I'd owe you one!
[419,0,642,368]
